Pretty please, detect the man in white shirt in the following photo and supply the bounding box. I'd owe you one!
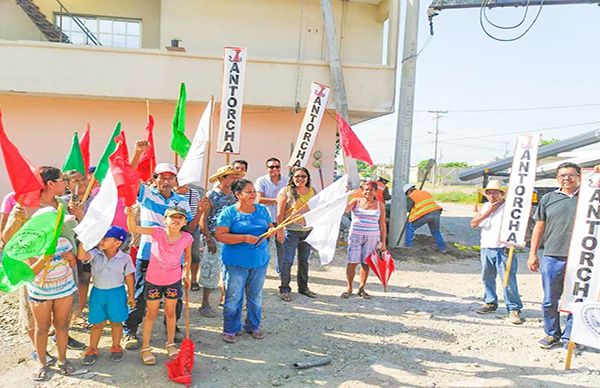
[470,180,523,324]
[255,157,289,271]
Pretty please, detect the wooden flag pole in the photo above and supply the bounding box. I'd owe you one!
[565,341,576,370]
[40,203,64,286]
[225,153,231,165]
[503,245,515,288]
[80,176,96,204]
[146,100,150,118]
[204,97,214,190]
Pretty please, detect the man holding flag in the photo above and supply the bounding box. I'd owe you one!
[528,162,581,349]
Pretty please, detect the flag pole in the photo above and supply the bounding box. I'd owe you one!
[80,176,95,204]
[565,341,576,369]
[503,245,515,288]
[146,100,150,118]
[204,97,214,190]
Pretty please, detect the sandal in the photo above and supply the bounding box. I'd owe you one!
[300,290,317,298]
[190,282,200,291]
[249,329,265,340]
[358,288,372,300]
[279,293,292,302]
[57,360,76,376]
[166,342,179,358]
[340,291,352,299]
[32,365,48,381]
[222,333,237,343]
[140,347,156,365]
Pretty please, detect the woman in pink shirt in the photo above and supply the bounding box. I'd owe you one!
[125,205,193,365]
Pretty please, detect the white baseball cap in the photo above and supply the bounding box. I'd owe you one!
[154,163,177,176]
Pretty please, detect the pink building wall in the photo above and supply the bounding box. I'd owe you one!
[0,93,337,197]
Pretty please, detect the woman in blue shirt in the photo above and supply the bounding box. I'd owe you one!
[215,179,273,343]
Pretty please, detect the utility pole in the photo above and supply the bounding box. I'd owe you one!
[320,0,360,189]
[429,110,447,186]
[389,0,420,248]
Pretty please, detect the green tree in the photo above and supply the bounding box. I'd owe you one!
[441,161,469,168]
[541,138,559,146]
[356,161,377,178]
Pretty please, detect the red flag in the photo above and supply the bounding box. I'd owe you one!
[336,113,374,166]
[79,124,91,173]
[0,111,43,207]
[137,115,156,182]
[108,132,139,206]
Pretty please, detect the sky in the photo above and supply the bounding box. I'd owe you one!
[354,2,600,166]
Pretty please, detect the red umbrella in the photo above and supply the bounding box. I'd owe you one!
[365,250,395,292]
[166,286,195,386]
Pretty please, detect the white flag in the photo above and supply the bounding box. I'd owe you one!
[571,302,600,350]
[304,176,349,265]
[178,100,212,186]
[74,169,118,250]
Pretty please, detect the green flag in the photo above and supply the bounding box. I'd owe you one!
[0,204,65,290]
[171,82,191,158]
[62,132,85,175]
[94,122,121,183]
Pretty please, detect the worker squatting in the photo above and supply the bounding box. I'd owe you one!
[572,189,600,299]
[505,149,533,244]
[290,96,323,168]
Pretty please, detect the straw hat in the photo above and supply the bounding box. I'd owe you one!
[478,179,507,194]
[208,165,245,183]
[378,171,391,182]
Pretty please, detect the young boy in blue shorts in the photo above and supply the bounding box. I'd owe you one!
[77,226,135,364]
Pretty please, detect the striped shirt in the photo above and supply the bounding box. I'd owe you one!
[137,185,192,261]
[27,238,77,300]
[349,204,381,237]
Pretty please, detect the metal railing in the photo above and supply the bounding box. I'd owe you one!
[55,0,101,46]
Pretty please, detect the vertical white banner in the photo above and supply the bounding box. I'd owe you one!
[561,169,600,312]
[287,82,331,168]
[499,133,541,246]
[570,302,600,349]
[217,46,247,155]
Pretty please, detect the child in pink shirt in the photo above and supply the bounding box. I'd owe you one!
[125,205,193,365]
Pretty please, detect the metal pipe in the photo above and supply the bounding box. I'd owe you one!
[459,128,600,181]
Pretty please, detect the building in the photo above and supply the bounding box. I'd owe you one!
[0,0,399,191]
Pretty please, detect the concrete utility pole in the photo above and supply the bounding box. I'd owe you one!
[320,0,360,189]
[429,110,447,186]
[389,0,420,248]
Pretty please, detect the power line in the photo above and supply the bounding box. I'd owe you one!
[415,102,600,113]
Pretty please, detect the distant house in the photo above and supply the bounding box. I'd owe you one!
[0,0,400,190]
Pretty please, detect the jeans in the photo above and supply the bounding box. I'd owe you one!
[405,210,446,251]
[480,248,523,312]
[123,259,182,336]
[223,264,267,335]
[540,255,572,341]
[279,230,312,294]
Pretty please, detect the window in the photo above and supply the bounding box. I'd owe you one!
[55,14,141,48]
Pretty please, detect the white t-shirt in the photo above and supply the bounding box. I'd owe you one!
[478,202,506,248]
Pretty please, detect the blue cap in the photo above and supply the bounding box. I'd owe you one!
[88,165,96,174]
[103,226,127,243]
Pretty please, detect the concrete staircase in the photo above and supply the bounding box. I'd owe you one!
[16,0,70,43]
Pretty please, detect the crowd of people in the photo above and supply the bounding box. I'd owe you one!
[0,137,585,381]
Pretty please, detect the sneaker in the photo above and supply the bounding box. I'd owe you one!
[475,303,498,315]
[507,311,523,325]
[110,345,124,362]
[174,327,184,344]
[124,334,140,350]
[67,336,86,350]
[199,306,217,318]
[82,348,98,365]
[538,335,561,349]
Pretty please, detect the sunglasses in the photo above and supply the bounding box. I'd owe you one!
[293,175,308,179]
[267,165,281,169]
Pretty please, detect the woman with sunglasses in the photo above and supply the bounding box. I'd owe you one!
[275,167,317,302]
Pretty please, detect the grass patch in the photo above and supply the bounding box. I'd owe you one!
[433,191,478,204]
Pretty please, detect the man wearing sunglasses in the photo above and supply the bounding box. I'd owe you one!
[255,158,289,272]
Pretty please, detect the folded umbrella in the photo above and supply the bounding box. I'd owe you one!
[365,250,395,292]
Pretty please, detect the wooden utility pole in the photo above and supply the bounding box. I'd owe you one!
[320,0,360,189]
[389,0,420,248]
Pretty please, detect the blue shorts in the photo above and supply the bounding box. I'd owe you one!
[88,286,129,325]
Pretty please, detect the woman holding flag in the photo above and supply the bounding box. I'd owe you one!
[276,167,317,302]
[215,179,272,342]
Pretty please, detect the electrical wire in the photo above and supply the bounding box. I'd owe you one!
[479,0,545,42]
[415,102,600,113]
[482,0,532,29]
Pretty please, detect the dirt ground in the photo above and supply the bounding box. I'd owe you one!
[1,203,599,387]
